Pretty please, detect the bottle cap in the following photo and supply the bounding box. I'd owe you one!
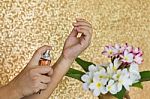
[42,50,51,60]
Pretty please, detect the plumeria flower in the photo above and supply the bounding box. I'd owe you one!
[102,46,117,58]
[134,54,143,65]
[132,47,143,55]
[106,80,118,94]
[132,47,139,54]
[94,67,108,84]
[129,63,139,73]
[81,43,143,96]
[114,44,124,55]
[81,72,93,90]
[113,69,133,91]
[89,79,107,96]
[88,64,99,72]
[121,50,134,63]
[129,63,141,83]
[107,58,122,75]
[81,65,99,90]
[123,43,133,52]
[126,45,133,52]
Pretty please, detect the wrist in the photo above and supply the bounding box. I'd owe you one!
[61,53,75,64]
[61,52,76,63]
[53,54,74,70]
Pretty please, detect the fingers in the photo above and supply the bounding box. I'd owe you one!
[48,68,53,76]
[30,67,52,84]
[76,26,92,33]
[35,66,52,75]
[39,83,47,90]
[76,28,90,37]
[73,18,92,28]
[76,28,91,46]
[73,18,92,37]
[68,27,78,37]
[31,66,53,75]
[30,66,53,93]
[39,75,51,84]
[34,83,47,93]
[70,18,92,38]
[28,45,52,67]
[73,22,92,28]
[73,18,92,48]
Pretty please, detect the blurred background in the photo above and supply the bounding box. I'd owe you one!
[0,0,150,99]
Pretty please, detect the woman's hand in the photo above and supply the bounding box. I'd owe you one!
[62,18,92,61]
[6,46,53,98]
[16,19,92,99]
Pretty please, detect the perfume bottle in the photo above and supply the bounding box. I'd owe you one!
[37,50,51,94]
[39,50,51,66]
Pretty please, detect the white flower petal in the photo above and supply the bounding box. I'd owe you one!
[114,58,121,69]
[82,83,89,90]
[100,86,108,94]
[108,79,114,86]
[110,83,118,94]
[81,74,90,82]
[128,54,134,62]
[93,88,101,96]
[115,44,120,49]
[89,83,96,90]
[88,65,97,72]
[124,50,128,56]
[129,72,141,83]
[117,83,122,92]
[124,84,130,91]
[129,63,139,73]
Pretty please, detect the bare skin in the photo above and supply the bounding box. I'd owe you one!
[23,18,93,99]
[0,18,92,99]
[0,46,54,99]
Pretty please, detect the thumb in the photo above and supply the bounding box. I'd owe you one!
[27,45,51,67]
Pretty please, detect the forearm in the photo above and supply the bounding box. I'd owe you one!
[23,55,74,99]
[0,83,22,99]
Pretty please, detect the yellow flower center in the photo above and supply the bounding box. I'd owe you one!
[113,66,117,71]
[108,86,111,90]
[99,75,104,78]
[96,83,101,88]
[109,50,113,54]
[124,56,129,61]
[117,74,120,79]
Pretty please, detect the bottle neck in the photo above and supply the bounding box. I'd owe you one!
[42,50,51,60]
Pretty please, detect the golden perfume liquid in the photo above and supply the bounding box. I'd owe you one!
[39,50,51,66]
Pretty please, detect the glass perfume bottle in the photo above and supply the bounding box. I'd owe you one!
[37,50,51,94]
[39,50,51,66]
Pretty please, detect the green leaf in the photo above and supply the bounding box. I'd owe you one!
[132,82,143,89]
[66,68,85,82]
[140,71,150,82]
[113,87,126,99]
[75,57,95,72]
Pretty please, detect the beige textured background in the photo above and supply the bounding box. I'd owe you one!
[0,0,150,99]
